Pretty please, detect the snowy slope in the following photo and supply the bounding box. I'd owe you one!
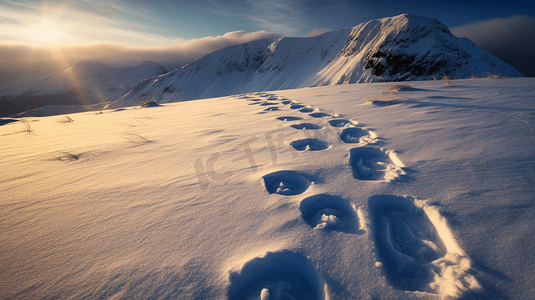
[108,14,523,109]
[1,77,534,299]
[0,61,167,116]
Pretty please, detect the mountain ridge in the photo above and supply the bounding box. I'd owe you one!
[108,14,523,109]
[0,61,167,116]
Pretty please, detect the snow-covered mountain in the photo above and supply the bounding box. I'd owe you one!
[108,14,523,109]
[0,61,167,116]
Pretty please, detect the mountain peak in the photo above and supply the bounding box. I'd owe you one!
[137,60,162,68]
[109,14,522,108]
[110,14,522,109]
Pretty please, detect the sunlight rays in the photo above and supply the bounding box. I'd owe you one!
[25,19,70,45]
[0,0,174,46]
[45,46,95,106]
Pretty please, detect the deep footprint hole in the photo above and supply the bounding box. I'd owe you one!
[309,112,331,118]
[291,123,323,130]
[299,108,315,113]
[328,119,352,127]
[262,170,311,195]
[349,147,388,180]
[260,102,278,106]
[290,139,329,151]
[340,127,368,143]
[300,194,359,233]
[276,116,304,121]
[227,250,327,300]
[368,195,447,291]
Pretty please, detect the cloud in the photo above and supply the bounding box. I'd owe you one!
[0,30,282,88]
[451,15,535,76]
[246,0,317,35]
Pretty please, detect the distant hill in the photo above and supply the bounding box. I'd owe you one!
[0,61,167,117]
[109,14,523,109]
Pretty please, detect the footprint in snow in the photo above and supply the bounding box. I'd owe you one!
[368,195,447,292]
[309,112,331,118]
[281,100,292,105]
[227,250,328,300]
[328,119,353,128]
[276,116,304,121]
[299,194,360,233]
[290,139,329,151]
[262,170,311,195]
[299,107,315,113]
[290,123,323,130]
[339,127,369,144]
[290,104,305,110]
[260,102,279,106]
[349,147,404,181]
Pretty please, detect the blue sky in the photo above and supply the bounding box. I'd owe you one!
[0,0,533,86]
[1,0,533,45]
[127,0,534,40]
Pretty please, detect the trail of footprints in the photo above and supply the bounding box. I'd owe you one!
[228,92,476,299]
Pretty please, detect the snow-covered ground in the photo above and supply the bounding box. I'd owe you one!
[1,77,534,299]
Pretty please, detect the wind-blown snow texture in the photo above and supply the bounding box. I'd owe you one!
[109,14,523,109]
[0,61,167,116]
[1,77,534,299]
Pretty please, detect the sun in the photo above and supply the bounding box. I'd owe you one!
[25,19,69,45]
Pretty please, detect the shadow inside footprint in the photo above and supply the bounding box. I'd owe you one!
[290,139,329,151]
[328,119,352,127]
[368,195,447,292]
[291,123,323,130]
[309,112,331,118]
[276,116,304,121]
[340,127,368,143]
[300,194,360,233]
[281,100,292,105]
[349,147,389,180]
[263,107,280,112]
[290,104,305,109]
[262,170,311,195]
[227,250,328,300]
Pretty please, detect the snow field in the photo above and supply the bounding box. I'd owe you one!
[1,78,534,299]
